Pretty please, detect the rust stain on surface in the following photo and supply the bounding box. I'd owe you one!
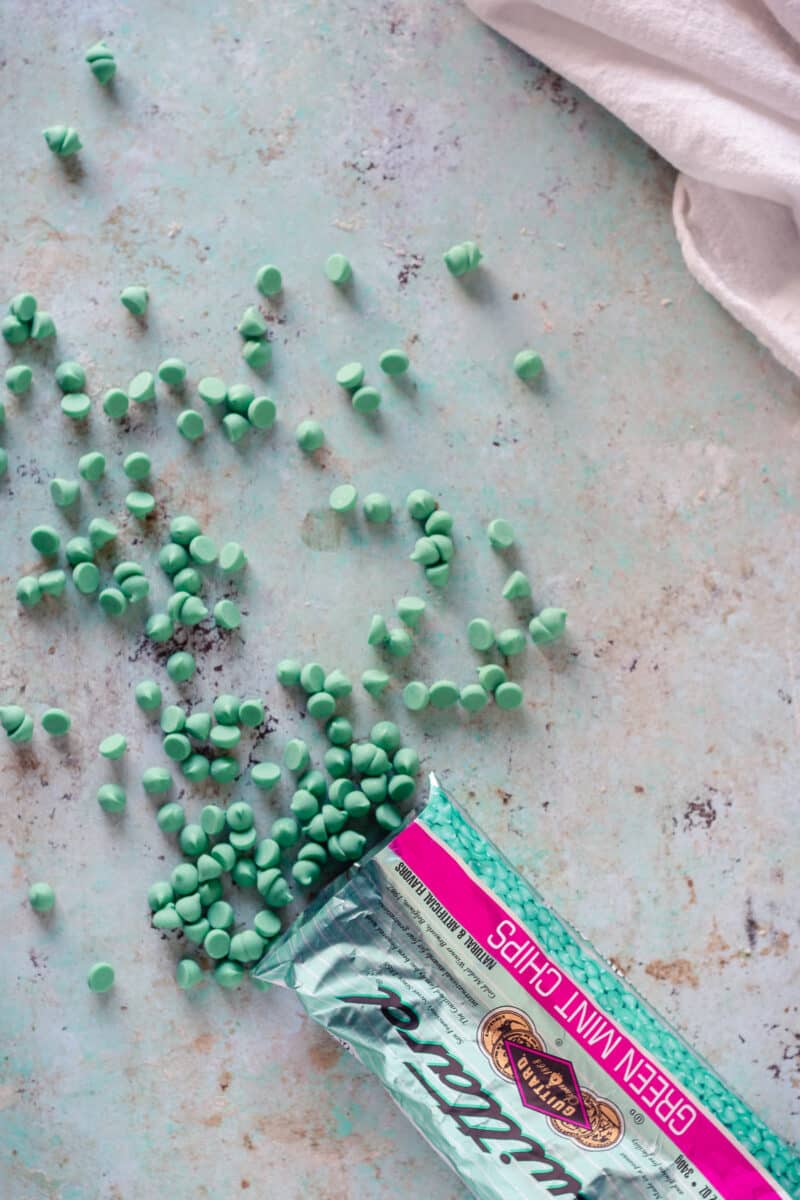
[256,110,298,166]
[761,930,790,957]
[306,1029,342,1073]
[645,958,699,988]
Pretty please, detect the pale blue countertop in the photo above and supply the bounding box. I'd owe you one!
[1,1,797,1197]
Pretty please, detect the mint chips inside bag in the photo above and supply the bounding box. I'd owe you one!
[255,777,798,1199]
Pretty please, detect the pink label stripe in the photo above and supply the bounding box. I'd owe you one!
[393,820,789,1200]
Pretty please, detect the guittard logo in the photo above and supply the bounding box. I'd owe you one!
[478,1006,624,1152]
[342,986,585,1198]
[504,1042,592,1130]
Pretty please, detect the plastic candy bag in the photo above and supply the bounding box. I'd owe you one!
[255,776,798,1199]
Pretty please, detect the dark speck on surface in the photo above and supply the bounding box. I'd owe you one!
[680,787,722,831]
[745,897,758,950]
[398,253,423,289]
[524,65,579,115]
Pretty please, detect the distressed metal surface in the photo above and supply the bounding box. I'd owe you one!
[1,1,797,1197]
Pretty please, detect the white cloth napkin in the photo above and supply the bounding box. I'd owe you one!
[466,0,800,377]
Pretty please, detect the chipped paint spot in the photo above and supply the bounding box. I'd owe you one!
[300,510,344,552]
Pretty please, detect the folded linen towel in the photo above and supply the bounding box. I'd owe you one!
[467,0,800,376]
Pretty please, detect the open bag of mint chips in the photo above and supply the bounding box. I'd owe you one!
[255,777,798,1199]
